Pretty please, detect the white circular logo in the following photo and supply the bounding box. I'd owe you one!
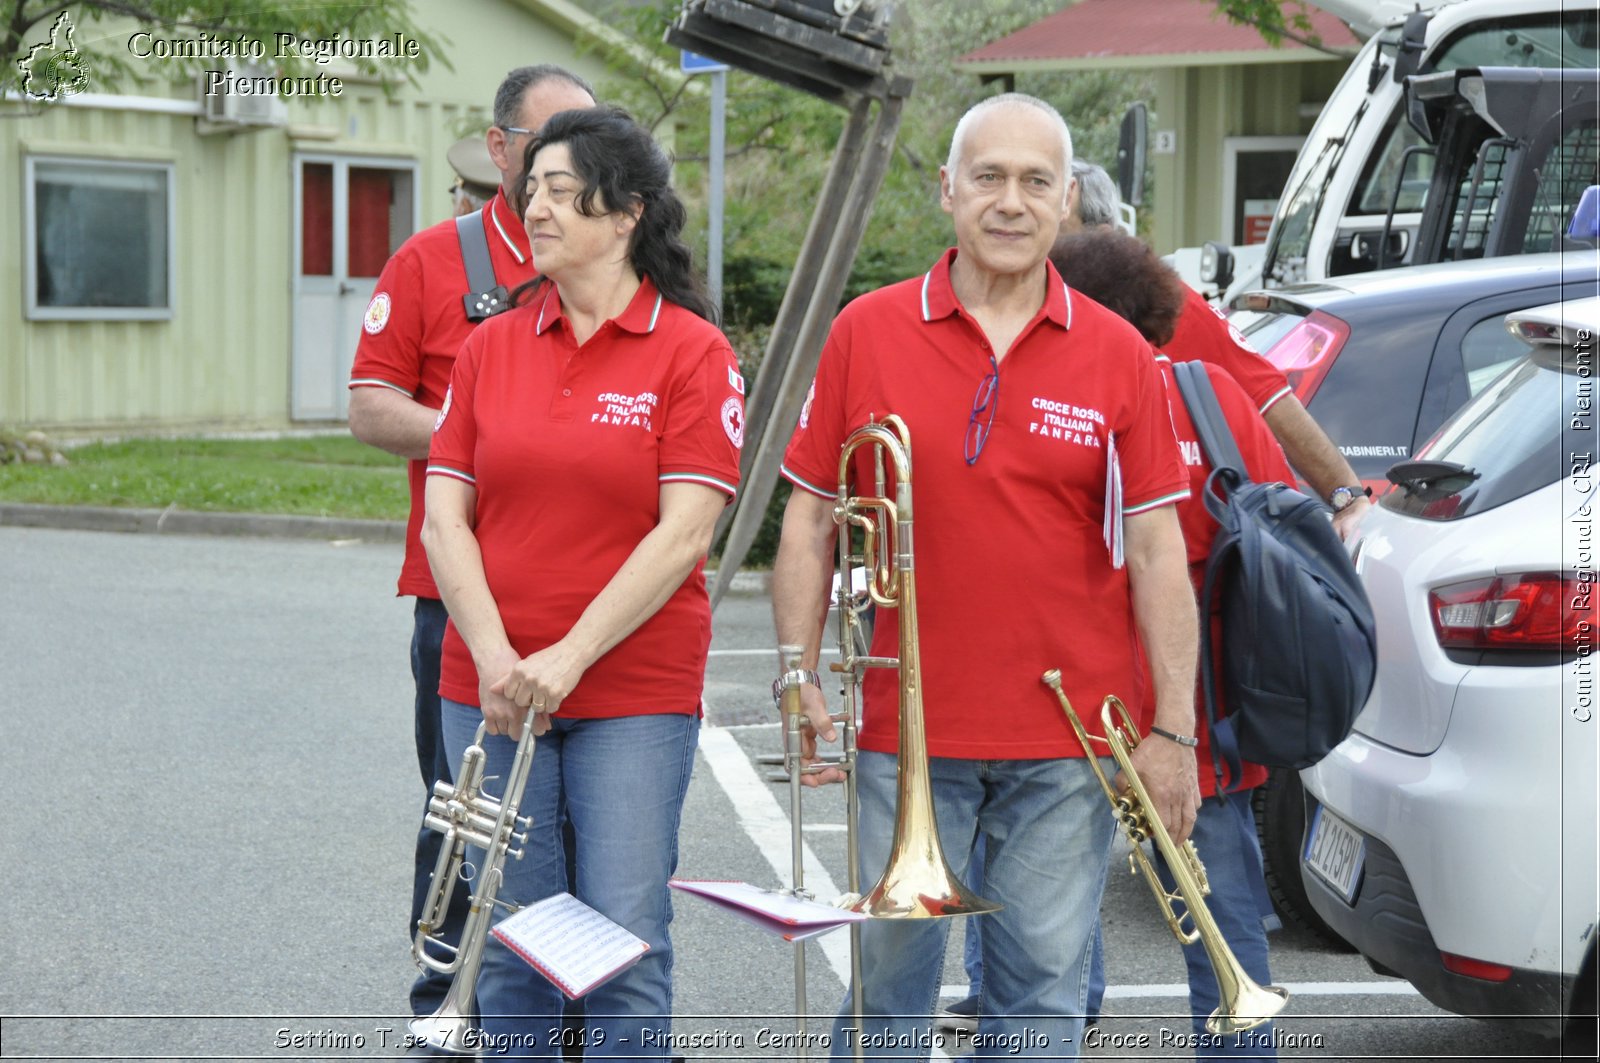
[720,396,745,448]
[364,291,392,335]
[799,381,816,430]
[434,387,452,432]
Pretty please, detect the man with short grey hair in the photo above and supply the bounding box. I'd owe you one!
[774,93,1200,1060]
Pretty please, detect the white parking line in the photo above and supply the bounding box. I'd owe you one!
[935,980,1421,999]
[698,721,955,1058]
[695,724,853,985]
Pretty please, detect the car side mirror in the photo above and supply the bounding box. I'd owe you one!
[1200,241,1234,288]
[1393,10,1429,84]
[1117,103,1147,208]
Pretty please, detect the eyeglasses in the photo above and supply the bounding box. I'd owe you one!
[964,354,1000,466]
[499,125,534,136]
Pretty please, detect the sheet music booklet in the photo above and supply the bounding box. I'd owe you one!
[490,892,649,999]
[670,878,867,942]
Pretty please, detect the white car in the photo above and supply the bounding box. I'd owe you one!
[1300,296,1599,1042]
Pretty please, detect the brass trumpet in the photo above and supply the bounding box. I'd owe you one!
[409,712,540,1054]
[1040,670,1289,1035]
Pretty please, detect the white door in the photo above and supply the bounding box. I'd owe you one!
[292,155,418,421]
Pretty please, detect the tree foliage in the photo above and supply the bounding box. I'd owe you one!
[2,0,448,97]
[1211,0,1353,56]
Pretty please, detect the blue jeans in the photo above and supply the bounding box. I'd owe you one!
[960,834,1109,1027]
[833,751,1116,1061]
[442,699,699,1061]
[410,597,471,1016]
[963,792,1277,1059]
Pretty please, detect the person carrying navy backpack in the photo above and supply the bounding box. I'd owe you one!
[1053,227,1292,1060]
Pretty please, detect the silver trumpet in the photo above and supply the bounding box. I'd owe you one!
[409,711,540,1054]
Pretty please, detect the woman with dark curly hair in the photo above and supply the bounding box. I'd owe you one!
[1052,226,1292,1061]
[423,105,743,1059]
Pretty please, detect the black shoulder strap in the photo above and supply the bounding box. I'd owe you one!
[1172,359,1247,479]
[1173,358,1249,793]
[455,211,509,322]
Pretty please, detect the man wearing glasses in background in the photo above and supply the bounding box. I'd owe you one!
[771,93,1201,1060]
[346,64,594,1022]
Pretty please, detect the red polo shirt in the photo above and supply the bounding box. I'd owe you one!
[782,250,1189,760]
[349,188,537,598]
[1167,285,1293,416]
[1156,355,1292,795]
[427,277,744,717]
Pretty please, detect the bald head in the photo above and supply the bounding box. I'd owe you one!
[946,92,1073,179]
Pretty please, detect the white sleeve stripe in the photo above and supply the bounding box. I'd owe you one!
[1124,488,1190,515]
[425,465,476,484]
[660,472,737,496]
[1258,385,1294,415]
[781,464,834,499]
[348,378,412,396]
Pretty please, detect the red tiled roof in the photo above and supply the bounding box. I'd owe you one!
[959,0,1361,69]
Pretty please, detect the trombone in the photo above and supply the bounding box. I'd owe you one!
[1040,670,1289,1035]
[776,415,1000,1058]
[832,416,998,922]
[409,711,540,1054]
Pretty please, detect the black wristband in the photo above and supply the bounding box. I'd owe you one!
[1149,725,1199,748]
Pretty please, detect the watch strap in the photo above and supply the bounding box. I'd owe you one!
[1149,725,1200,748]
[772,668,821,708]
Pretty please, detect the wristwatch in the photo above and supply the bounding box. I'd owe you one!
[1150,725,1200,748]
[771,668,822,708]
[1328,485,1372,512]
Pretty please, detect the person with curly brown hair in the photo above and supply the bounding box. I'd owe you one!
[1056,228,1290,1060]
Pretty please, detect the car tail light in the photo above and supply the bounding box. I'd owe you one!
[1263,310,1350,402]
[1429,573,1593,650]
[1441,952,1513,982]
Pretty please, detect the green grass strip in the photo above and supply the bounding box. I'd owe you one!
[0,436,409,521]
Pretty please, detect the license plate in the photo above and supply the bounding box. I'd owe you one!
[1304,805,1366,904]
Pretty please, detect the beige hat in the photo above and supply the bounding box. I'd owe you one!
[446,135,500,201]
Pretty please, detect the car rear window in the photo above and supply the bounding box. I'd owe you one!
[1383,350,1581,520]
[1227,307,1303,353]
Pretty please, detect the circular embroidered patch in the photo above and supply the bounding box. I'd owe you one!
[364,292,392,335]
[434,386,452,432]
[799,381,816,430]
[720,396,745,448]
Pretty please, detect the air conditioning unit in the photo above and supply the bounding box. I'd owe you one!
[196,62,289,133]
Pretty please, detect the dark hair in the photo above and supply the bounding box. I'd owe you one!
[1050,229,1185,347]
[512,106,717,323]
[492,65,595,130]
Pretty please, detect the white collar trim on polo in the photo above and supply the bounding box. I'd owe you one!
[919,267,1074,329]
[489,193,527,265]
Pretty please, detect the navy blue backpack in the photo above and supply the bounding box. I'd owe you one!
[1171,361,1378,788]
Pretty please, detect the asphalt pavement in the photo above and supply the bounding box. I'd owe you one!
[0,523,1566,1061]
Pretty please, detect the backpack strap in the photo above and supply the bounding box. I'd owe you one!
[1197,520,1247,794]
[1172,359,1249,793]
[1172,360,1247,479]
[456,211,510,322]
